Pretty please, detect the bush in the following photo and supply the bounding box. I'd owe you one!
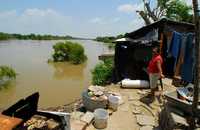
[52,41,87,64]
[92,59,113,86]
[0,66,16,85]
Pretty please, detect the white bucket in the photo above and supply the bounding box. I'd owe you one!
[108,95,119,111]
[94,108,108,129]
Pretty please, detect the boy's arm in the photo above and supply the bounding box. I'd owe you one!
[157,60,164,78]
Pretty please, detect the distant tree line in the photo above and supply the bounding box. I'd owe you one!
[0,32,73,40]
[95,34,124,43]
[95,34,124,49]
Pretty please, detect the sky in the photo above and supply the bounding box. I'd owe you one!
[0,0,193,38]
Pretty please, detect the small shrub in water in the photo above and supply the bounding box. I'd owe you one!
[0,66,16,85]
[52,41,87,64]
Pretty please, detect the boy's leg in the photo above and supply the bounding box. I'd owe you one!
[149,73,159,95]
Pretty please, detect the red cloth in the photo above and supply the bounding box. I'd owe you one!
[148,54,163,74]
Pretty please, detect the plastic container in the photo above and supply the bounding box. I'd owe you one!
[94,108,108,129]
[108,95,119,111]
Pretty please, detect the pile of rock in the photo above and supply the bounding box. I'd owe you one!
[82,86,108,111]
[87,85,108,101]
[82,85,122,112]
[18,115,60,130]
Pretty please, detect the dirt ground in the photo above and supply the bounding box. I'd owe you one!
[86,78,176,130]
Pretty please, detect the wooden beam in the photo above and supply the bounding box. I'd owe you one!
[191,0,200,128]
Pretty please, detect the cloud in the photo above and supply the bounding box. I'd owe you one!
[89,17,120,24]
[118,3,143,14]
[0,8,72,35]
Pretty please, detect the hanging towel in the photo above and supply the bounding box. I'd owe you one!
[169,31,182,59]
[168,31,182,72]
[174,35,187,77]
[181,33,195,83]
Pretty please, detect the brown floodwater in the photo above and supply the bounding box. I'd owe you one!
[0,40,111,109]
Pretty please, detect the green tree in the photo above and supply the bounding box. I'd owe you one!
[137,0,193,25]
[166,0,192,22]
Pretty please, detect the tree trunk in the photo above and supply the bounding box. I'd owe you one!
[144,3,159,21]
[136,11,151,25]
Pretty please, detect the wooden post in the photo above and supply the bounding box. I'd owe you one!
[191,0,200,128]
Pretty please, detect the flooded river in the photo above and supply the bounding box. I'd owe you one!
[0,40,111,109]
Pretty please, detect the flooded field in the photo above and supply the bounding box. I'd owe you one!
[0,40,111,109]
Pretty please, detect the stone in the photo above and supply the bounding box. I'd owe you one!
[88,85,105,92]
[80,112,94,124]
[71,111,84,120]
[171,112,189,126]
[70,119,87,130]
[140,126,154,130]
[136,115,155,126]
[137,90,148,95]
[93,91,104,96]
[132,107,141,114]
[128,95,135,101]
[132,101,141,107]
[46,119,60,129]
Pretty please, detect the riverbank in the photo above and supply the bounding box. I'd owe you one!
[38,78,176,130]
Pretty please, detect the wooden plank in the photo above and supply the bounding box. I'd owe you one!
[0,114,23,130]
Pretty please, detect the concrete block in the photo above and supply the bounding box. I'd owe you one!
[80,112,94,124]
[136,115,155,126]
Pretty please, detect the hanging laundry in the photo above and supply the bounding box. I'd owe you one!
[174,35,187,77]
[169,31,182,60]
[181,33,195,83]
[168,31,183,73]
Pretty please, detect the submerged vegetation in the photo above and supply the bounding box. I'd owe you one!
[0,32,73,40]
[52,41,87,64]
[92,58,113,86]
[0,66,16,86]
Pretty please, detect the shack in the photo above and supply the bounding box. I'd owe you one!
[113,18,195,83]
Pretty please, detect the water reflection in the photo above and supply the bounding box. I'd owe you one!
[49,62,87,80]
[0,80,16,90]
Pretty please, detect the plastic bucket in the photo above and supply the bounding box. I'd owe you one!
[108,95,119,111]
[94,108,108,129]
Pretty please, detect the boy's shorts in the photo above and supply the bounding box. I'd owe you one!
[149,73,159,89]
